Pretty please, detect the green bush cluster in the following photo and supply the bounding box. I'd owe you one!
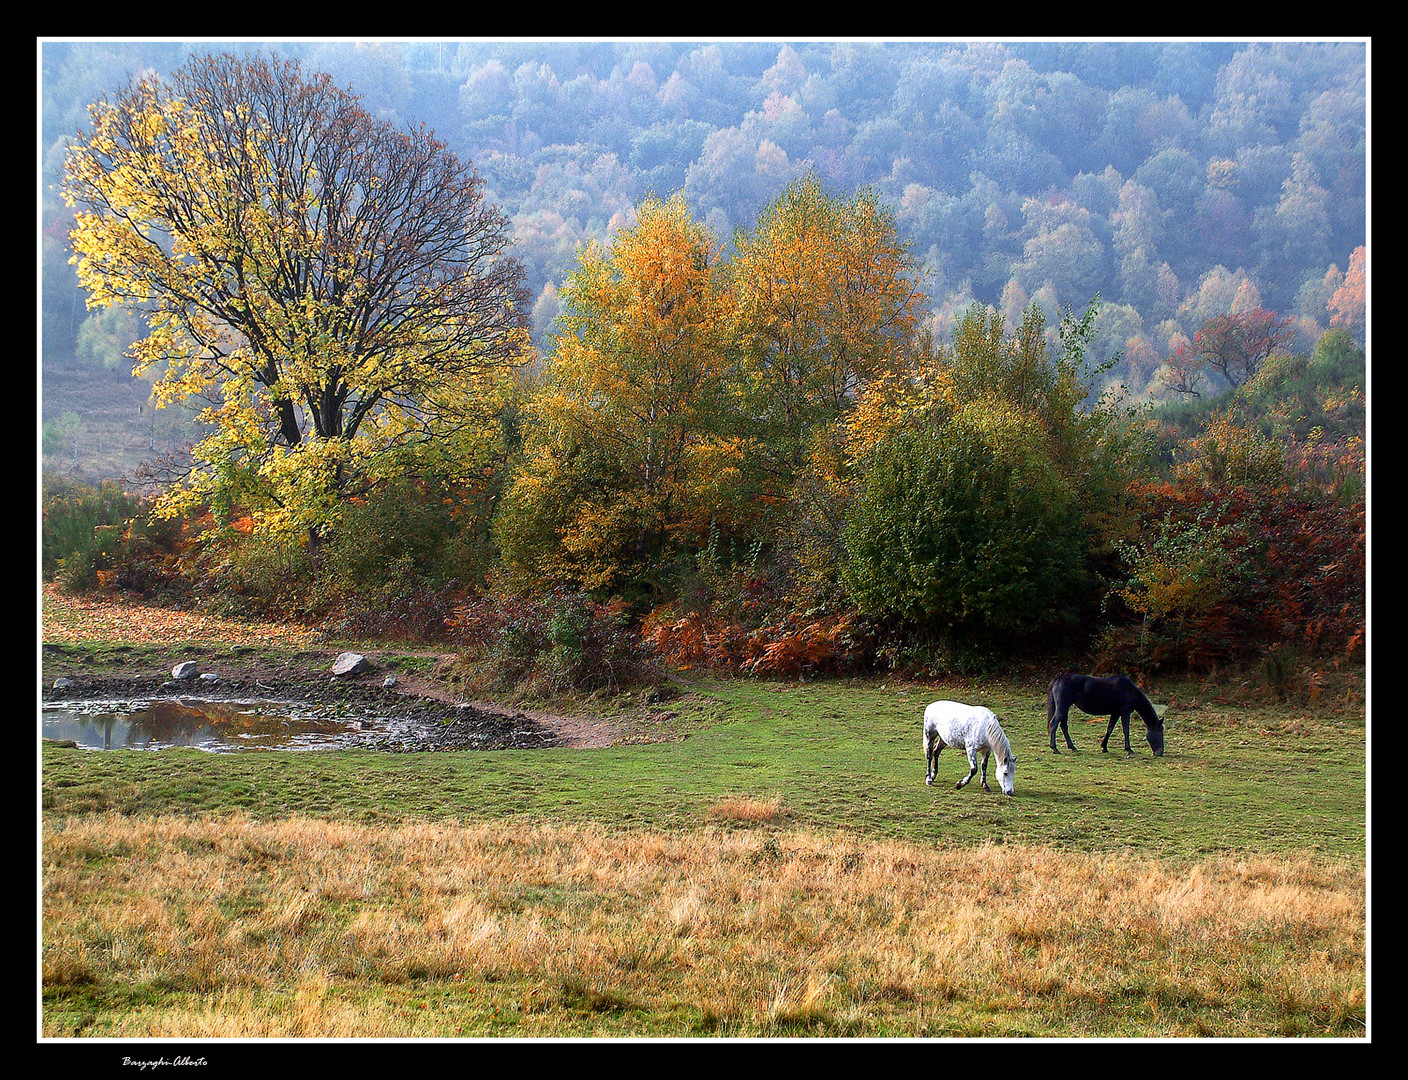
[842,417,1087,649]
[449,588,661,695]
[40,481,168,597]
[186,472,497,640]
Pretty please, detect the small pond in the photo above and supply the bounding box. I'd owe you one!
[42,696,411,753]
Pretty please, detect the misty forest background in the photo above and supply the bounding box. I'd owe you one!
[38,39,1368,691]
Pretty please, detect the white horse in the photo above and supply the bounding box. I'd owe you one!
[923,700,1017,796]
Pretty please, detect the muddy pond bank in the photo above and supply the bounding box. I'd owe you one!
[40,588,687,751]
[42,669,557,752]
[38,647,665,752]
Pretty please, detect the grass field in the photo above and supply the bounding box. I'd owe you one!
[39,608,1369,1039]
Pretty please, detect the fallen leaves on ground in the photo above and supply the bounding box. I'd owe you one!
[40,584,319,648]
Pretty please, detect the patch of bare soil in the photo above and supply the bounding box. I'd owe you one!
[363,659,632,749]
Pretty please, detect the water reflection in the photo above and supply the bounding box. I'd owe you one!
[42,697,377,752]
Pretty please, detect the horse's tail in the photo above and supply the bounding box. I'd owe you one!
[1046,678,1058,725]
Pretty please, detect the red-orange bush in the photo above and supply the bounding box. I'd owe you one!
[642,607,868,677]
[1104,477,1365,670]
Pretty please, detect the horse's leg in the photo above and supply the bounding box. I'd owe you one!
[1121,713,1134,754]
[980,747,992,793]
[1101,714,1119,753]
[925,737,939,786]
[957,745,979,790]
[1050,702,1074,753]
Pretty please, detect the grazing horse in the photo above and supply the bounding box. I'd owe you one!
[1047,673,1164,756]
[923,700,1017,796]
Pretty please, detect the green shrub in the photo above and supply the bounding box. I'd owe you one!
[198,525,316,617]
[191,472,495,634]
[53,549,100,594]
[305,476,494,640]
[43,479,191,598]
[841,413,1088,648]
[315,552,461,643]
[42,479,142,586]
[450,588,661,695]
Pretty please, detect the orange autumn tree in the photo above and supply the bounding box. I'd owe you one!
[725,175,927,610]
[1328,245,1366,345]
[494,195,742,595]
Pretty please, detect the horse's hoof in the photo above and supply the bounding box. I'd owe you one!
[925,777,933,786]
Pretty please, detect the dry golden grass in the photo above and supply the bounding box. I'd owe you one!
[41,813,1366,1038]
[708,794,786,823]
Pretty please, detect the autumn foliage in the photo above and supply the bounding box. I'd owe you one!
[51,96,1366,684]
[1329,246,1366,342]
[62,53,531,545]
[641,608,867,677]
[1106,473,1365,673]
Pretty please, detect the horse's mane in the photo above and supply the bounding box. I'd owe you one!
[1112,676,1160,725]
[1132,688,1161,726]
[986,715,1014,763]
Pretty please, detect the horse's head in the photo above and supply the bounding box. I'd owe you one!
[997,752,1017,796]
[1147,723,1165,757]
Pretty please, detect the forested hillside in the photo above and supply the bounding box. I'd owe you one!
[39,40,1367,682]
[42,40,1366,397]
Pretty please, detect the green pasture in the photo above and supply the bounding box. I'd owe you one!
[41,672,1367,864]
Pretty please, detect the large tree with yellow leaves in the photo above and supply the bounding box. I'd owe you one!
[63,53,530,541]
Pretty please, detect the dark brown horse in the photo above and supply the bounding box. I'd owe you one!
[1047,673,1164,756]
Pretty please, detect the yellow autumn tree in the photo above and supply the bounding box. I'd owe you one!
[731,173,926,484]
[494,195,744,595]
[62,53,530,545]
